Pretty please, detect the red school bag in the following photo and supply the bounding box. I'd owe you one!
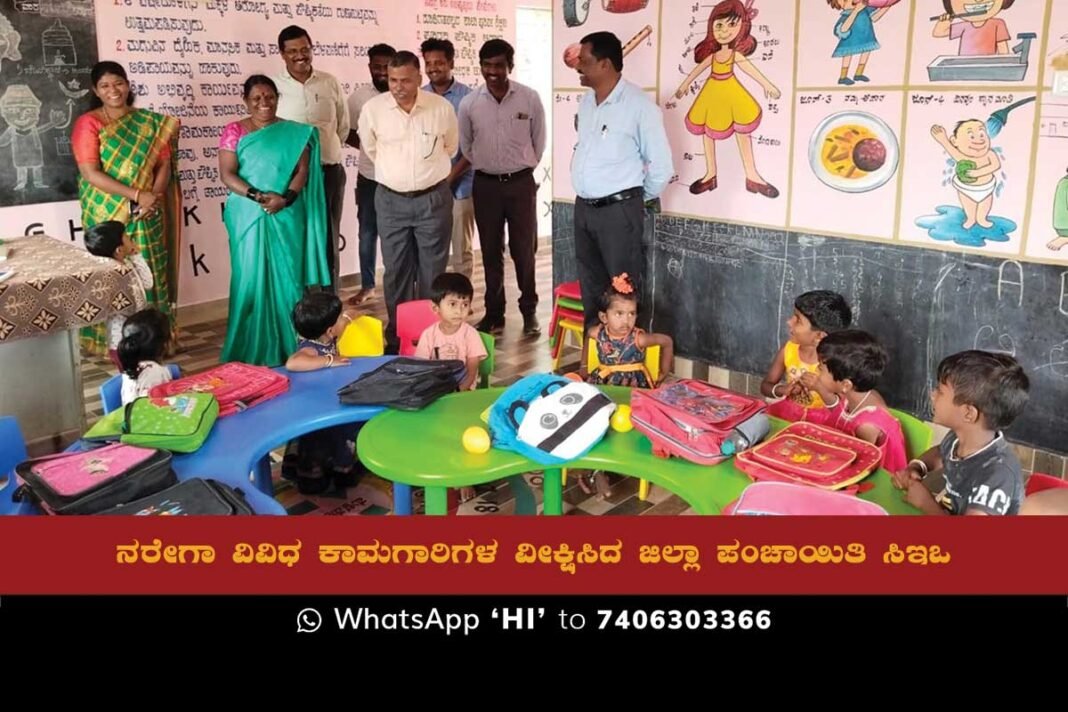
[630,379,768,466]
[150,362,289,417]
[734,421,882,490]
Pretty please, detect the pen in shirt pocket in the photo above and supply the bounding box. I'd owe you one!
[601,124,607,138]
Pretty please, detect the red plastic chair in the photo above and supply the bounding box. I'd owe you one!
[1026,473,1068,496]
[396,300,438,356]
[554,281,581,302]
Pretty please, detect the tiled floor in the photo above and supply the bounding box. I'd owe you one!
[78,246,696,516]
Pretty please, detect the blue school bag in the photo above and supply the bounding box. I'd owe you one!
[488,373,616,466]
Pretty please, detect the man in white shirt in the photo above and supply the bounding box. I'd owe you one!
[274,25,350,292]
[345,43,395,306]
[358,51,458,352]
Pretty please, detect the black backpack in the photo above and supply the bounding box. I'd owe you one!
[337,357,466,410]
[101,477,254,515]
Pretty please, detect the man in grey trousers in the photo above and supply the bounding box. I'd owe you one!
[357,51,458,352]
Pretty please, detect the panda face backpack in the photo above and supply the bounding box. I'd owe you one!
[489,374,616,465]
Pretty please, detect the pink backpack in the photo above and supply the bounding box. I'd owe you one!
[630,380,767,465]
[735,422,882,490]
[729,481,888,515]
[14,443,176,514]
[150,362,289,417]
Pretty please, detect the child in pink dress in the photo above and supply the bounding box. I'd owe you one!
[810,329,908,472]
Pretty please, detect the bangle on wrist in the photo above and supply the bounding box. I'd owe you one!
[908,459,929,479]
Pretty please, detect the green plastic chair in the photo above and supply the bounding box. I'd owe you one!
[888,407,933,460]
[478,331,495,389]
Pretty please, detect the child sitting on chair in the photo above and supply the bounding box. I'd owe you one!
[579,273,674,389]
[575,273,674,498]
[808,329,908,473]
[117,308,173,405]
[84,220,153,372]
[891,350,1029,515]
[760,289,852,422]
[415,273,487,392]
[284,292,362,495]
[416,273,488,503]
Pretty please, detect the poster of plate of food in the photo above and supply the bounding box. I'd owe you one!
[809,111,900,194]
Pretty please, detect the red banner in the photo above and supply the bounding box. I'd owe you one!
[0,516,1065,595]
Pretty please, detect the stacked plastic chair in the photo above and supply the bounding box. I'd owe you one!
[550,281,585,370]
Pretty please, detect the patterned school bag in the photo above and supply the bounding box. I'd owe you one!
[630,379,768,465]
[103,478,253,515]
[734,422,883,490]
[14,444,176,514]
[83,392,218,454]
[151,362,288,417]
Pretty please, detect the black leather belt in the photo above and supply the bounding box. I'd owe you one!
[578,187,643,208]
[380,180,445,198]
[475,167,533,182]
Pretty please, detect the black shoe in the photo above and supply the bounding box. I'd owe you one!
[522,314,541,336]
[476,316,505,334]
[332,464,363,489]
[295,467,332,495]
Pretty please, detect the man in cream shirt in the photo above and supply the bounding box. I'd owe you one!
[274,24,350,292]
[358,51,458,352]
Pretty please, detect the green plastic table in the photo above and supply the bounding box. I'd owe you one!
[356,386,921,516]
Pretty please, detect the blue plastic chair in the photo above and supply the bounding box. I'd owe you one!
[99,363,181,415]
[0,417,35,515]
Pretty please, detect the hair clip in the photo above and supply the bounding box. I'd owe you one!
[611,273,634,294]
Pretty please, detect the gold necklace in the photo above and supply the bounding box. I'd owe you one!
[101,105,127,124]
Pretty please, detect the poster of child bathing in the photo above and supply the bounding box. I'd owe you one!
[899,90,1037,255]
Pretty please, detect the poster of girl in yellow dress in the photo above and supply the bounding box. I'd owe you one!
[674,0,781,200]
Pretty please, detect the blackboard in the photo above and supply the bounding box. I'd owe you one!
[0,1,97,207]
[553,202,1068,455]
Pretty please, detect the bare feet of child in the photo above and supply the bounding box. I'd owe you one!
[576,470,596,496]
[459,486,476,503]
[593,471,612,500]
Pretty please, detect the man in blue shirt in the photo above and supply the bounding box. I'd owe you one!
[421,38,475,281]
[571,31,673,329]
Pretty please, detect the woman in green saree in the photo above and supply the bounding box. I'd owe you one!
[218,75,330,366]
[72,61,180,364]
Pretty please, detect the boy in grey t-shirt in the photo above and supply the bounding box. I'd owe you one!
[892,350,1029,515]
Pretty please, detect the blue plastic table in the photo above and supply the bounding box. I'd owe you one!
[170,357,391,514]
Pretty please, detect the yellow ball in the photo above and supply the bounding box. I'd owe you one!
[610,405,633,433]
[462,426,491,454]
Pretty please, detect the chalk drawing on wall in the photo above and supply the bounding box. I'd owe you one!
[0,11,22,67]
[0,84,72,191]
